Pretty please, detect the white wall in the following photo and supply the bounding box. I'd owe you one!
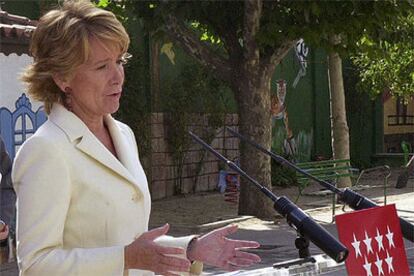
[0,53,43,111]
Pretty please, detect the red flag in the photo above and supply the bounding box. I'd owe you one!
[336,204,410,276]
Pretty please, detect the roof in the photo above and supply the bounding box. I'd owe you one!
[0,10,37,55]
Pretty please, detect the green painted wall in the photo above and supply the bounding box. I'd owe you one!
[158,42,236,113]
[310,50,332,160]
[344,62,384,168]
[271,47,332,162]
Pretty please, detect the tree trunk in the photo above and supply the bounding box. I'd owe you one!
[236,74,274,219]
[328,50,352,188]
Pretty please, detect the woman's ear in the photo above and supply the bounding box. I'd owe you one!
[52,73,69,92]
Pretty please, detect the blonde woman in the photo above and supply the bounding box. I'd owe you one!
[13,1,260,275]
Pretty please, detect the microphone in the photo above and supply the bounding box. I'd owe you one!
[189,131,349,263]
[225,127,414,243]
[341,188,414,242]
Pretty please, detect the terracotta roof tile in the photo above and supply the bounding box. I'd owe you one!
[0,11,37,54]
[0,11,37,26]
[0,23,36,38]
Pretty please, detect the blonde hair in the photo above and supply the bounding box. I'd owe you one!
[22,0,130,113]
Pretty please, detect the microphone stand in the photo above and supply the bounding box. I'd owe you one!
[189,131,349,265]
[225,127,414,243]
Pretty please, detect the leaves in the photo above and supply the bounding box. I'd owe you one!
[351,11,414,100]
[95,0,109,8]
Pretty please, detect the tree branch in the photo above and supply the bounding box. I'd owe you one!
[259,40,297,82]
[212,22,243,66]
[243,0,262,70]
[164,14,232,84]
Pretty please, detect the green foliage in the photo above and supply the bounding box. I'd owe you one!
[104,0,414,194]
[120,0,414,103]
[115,39,152,159]
[95,0,109,8]
[351,12,414,100]
[0,0,57,19]
[271,158,297,188]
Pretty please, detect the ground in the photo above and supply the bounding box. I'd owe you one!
[149,167,413,231]
[2,167,413,275]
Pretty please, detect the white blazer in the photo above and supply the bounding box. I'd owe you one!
[12,103,199,276]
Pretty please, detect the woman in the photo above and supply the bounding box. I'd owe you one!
[13,0,260,275]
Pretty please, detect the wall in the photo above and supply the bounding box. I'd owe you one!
[382,97,414,154]
[0,53,46,158]
[0,53,40,111]
[271,45,331,162]
[149,113,239,200]
[383,97,414,135]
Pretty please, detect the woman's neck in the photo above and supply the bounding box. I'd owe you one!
[71,107,105,135]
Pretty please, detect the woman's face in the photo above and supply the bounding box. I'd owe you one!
[65,38,125,120]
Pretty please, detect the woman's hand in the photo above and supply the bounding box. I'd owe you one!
[124,224,191,276]
[187,224,261,271]
[0,221,8,241]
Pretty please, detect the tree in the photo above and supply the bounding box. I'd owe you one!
[329,7,414,187]
[351,11,414,101]
[106,0,413,218]
[328,35,352,187]
[132,1,298,218]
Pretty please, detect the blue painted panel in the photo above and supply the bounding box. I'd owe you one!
[0,93,47,159]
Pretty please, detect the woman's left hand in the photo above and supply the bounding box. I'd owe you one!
[187,224,261,271]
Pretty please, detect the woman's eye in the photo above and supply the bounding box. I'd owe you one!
[97,64,107,70]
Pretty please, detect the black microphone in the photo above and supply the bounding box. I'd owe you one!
[225,127,414,243]
[189,131,349,263]
[341,188,414,242]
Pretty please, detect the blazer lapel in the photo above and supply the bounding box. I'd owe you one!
[49,104,138,187]
[104,116,136,177]
[76,132,138,186]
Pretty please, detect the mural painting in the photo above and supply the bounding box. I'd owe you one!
[271,39,312,162]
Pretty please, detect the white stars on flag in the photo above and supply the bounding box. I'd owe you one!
[385,250,394,274]
[363,256,373,276]
[375,228,384,252]
[352,233,362,258]
[351,226,398,276]
[363,230,373,255]
[385,226,395,248]
[337,204,410,276]
[374,253,384,276]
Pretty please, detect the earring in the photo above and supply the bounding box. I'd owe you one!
[64,87,73,111]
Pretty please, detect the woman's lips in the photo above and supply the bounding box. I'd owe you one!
[108,92,121,98]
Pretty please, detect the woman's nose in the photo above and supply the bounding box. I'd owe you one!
[111,63,124,85]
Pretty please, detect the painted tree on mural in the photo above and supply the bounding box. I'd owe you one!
[103,0,413,217]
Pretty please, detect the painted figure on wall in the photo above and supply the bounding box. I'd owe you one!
[271,79,297,161]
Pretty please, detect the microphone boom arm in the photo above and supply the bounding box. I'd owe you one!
[189,131,349,263]
[225,127,414,242]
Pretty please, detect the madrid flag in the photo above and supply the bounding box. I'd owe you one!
[336,204,410,276]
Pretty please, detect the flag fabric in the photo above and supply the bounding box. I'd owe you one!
[336,204,410,276]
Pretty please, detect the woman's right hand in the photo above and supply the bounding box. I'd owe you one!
[0,221,8,241]
[124,224,191,275]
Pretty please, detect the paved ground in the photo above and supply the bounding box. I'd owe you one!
[1,169,413,275]
[162,170,414,275]
[201,192,414,275]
